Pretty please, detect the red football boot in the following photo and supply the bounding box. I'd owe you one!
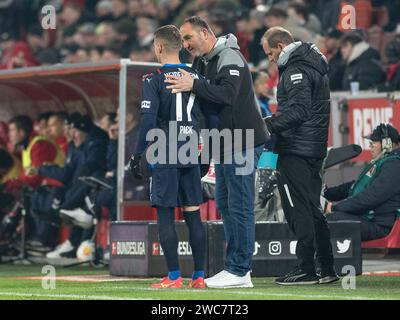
[187,277,206,289]
[151,277,183,289]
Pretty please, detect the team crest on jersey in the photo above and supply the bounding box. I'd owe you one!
[366,164,376,177]
[142,72,154,82]
[141,100,151,109]
[229,70,240,76]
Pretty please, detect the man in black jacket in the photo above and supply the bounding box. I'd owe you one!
[325,124,400,241]
[340,32,386,91]
[165,16,268,289]
[262,27,337,285]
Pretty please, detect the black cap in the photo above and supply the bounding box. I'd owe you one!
[71,115,93,133]
[364,123,399,143]
[65,112,82,125]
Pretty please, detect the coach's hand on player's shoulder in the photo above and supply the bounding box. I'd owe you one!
[126,154,144,180]
[165,68,194,93]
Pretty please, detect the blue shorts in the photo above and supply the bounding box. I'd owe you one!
[150,166,203,207]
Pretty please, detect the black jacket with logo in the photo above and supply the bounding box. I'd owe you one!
[266,42,330,159]
[192,34,268,155]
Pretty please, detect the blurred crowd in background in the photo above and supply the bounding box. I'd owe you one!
[1,0,400,92]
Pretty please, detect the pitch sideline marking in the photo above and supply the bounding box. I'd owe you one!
[111,286,396,300]
[0,292,156,300]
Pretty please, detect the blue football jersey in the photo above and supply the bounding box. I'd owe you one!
[139,64,203,167]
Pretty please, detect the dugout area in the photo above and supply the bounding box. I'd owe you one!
[0,61,400,300]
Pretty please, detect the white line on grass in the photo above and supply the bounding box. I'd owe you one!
[111,286,395,300]
[0,292,156,300]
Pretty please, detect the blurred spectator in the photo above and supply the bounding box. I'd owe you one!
[95,0,113,23]
[141,0,160,19]
[26,24,46,58]
[60,2,92,38]
[136,16,158,49]
[8,115,64,188]
[323,28,345,91]
[98,112,117,133]
[340,32,386,90]
[248,8,268,68]
[158,0,185,25]
[0,32,18,68]
[36,112,53,137]
[312,0,341,31]
[127,0,142,20]
[0,30,40,69]
[111,0,129,22]
[62,45,91,63]
[73,23,97,48]
[88,46,103,61]
[372,0,400,32]
[129,45,155,62]
[64,112,82,143]
[173,0,216,27]
[288,2,321,35]
[264,7,314,43]
[253,72,273,118]
[102,44,122,60]
[234,12,252,61]
[114,18,136,57]
[94,22,116,47]
[382,33,400,91]
[48,112,69,155]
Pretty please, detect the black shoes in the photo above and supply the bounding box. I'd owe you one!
[275,268,320,285]
[318,269,340,284]
[276,267,340,285]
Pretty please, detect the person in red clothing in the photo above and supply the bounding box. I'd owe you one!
[7,115,64,189]
[0,24,45,70]
[48,112,69,156]
[0,121,9,148]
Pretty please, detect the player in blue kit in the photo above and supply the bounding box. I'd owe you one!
[127,25,206,289]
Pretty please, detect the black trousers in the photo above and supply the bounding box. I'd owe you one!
[326,212,390,241]
[277,154,334,273]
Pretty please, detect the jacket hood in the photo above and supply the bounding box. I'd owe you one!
[278,42,329,76]
[203,33,240,62]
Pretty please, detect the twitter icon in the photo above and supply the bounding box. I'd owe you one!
[337,239,351,254]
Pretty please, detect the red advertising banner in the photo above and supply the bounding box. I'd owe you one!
[347,97,400,162]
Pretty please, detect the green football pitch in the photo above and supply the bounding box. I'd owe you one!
[0,265,399,300]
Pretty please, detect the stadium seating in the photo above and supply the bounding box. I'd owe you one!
[362,218,400,249]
